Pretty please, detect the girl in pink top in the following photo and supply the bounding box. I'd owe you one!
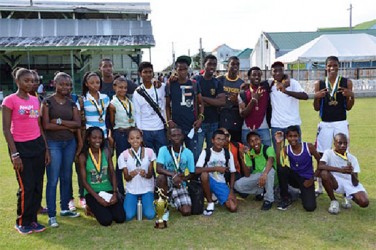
[2,67,50,235]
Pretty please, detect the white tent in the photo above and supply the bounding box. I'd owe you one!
[276,33,376,63]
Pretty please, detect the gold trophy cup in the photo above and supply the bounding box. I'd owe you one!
[154,187,169,229]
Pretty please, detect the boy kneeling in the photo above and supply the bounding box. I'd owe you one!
[196,130,237,216]
[319,133,369,214]
[234,131,276,210]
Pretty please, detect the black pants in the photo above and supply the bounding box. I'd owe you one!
[14,136,46,226]
[85,192,125,226]
[277,166,316,212]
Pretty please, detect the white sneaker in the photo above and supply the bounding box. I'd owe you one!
[328,200,340,214]
[341,197,352,209]
[68,199,76,211]
[48,217,59,228]
[79,197,86,209]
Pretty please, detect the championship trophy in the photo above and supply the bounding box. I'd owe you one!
[154,187,169,229]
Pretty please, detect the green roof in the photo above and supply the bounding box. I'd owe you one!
[265,29,376,53]
[318,19,376,31]
[236,48,253,59]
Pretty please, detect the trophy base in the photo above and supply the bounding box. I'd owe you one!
[154,220,167,229]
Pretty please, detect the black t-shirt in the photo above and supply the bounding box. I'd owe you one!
[195,75,224,123]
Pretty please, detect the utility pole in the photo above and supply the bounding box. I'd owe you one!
[348,3,353,33]
[199,38,203,69]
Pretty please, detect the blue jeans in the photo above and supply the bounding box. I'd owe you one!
[142,129,168,155]
[242,128,271,148]
[183,128,204,163]
[271,126,301,151]
[124,192,156,221]
[114,129,132,195]
[46,138,76,217]
[200,122,219,149]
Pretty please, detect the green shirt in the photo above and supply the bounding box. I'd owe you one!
[84,150,113,196]
[244,145,276,174]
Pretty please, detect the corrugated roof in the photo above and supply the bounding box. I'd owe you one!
[236,48,253,59]
[0,35,155,51]
[265,29,376,52]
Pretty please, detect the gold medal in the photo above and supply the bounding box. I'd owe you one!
[98,117,104,122]
[128,118,134,123]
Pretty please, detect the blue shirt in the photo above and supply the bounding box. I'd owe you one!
[157,146,195,174]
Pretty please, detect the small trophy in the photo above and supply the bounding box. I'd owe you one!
[154,187,169,229]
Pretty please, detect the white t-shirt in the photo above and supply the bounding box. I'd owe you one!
[133,83,166,131]
[196,148,236,183]
[320,149,360,182]
[270,78,303,128]
[118,147,156,195]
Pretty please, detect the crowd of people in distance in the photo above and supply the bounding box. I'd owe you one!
[2,55,368,235]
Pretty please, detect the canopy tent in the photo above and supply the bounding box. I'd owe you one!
[276,33,376,63]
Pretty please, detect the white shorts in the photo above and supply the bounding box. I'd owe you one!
[333,176,366,198]
[316,120,349,153]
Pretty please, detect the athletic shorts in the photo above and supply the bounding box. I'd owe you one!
[316,120,349,153]
[209,176,230,205]
[333,176,366,198]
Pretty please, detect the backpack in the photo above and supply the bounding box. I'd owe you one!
[249,145,269,172]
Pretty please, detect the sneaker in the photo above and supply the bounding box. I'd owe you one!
[342,197,352,209]
[79,197,86,209]
[261,200,273,211]
[38,206,48,214]
[48,217,59,228]
[31,222,46,233]
[328,200,340,214]
[60,210,80,218]
[14,224,33,235]
[277,198,292,211]
[203,202,215,216]
[211,193,219,204]
[68,199,76,211]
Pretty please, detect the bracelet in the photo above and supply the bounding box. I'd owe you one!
[11,152,20,157]
[12,155,20,160]
[198,113,205,121]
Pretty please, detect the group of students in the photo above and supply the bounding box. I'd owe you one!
[3,55,369,235]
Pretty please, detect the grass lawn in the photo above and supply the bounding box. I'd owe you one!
[0,98,375,249]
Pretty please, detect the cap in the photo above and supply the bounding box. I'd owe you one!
[176,55,192,66]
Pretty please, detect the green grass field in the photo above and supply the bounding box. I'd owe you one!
[0,98,375,249]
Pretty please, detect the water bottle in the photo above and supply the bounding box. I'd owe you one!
[137,198,142,221]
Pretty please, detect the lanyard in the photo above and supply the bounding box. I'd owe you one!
[170,146,182,172]
[117,96,132,118]
[89,148,101,172]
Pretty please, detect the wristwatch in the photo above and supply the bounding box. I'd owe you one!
[56,118,62,125]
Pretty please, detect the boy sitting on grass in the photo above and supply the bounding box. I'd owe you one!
[234,131,276,210]
[275,125,321,211]
[318,133,369,214]
[196,130,237,215]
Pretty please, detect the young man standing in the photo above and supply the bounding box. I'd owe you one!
[269,61,308,150]
[133,61,167,154]
[313,56,355,195]
[196,130,237,215]
[194,54,226,149]
[166,55,204,163]
[318,133,368,214]
[234,131,276,210]
[156,127,196,217]
[239,66,271,147]
[218,56,244,142]
[274,126,321,211]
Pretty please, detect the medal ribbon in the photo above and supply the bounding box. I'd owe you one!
[334,151,348,161]
[171,146,182,173]
[89,148,102,172]
[325,75,341,100]
[130,147,143,167]
[117,96,132,119]
[89,98,104,119]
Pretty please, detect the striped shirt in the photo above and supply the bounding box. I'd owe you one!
[83,92,110,137]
